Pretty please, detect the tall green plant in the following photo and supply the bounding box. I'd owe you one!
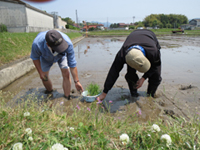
[0,24,7,32]
[86,83,101,96]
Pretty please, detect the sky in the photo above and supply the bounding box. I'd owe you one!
[21,0,199,24]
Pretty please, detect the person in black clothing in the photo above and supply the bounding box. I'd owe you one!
[97,29,162,100]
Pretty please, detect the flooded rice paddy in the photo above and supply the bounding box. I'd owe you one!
[2,36,200,122]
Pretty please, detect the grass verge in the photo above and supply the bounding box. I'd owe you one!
[0,91,199,149]
[0,32,83,67]
[87,29,200,36]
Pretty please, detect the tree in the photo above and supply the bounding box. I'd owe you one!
[62,17,75,26]
[110,23,119,28]
[134,21,144,28]
[143,14,188,28]
[129,26,135,29]
[88,27,95,31]
[166,23,172,28]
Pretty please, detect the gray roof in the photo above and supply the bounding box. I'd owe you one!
[190,19,200,22]
[0,0,53,17]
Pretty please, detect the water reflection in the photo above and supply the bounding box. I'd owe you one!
[74,38,200,88]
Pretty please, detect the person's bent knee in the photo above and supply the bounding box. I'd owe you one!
[61,68,70,79]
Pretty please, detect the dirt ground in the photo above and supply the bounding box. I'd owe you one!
[3,35,200,123]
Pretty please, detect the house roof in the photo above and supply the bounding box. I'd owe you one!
[97,24,104,26]
[190,19,200,22]
[83,25,97,29]
[118,23,126,26]
[82,24,104,29]
[118,23,130,26]
[0,0,53,17]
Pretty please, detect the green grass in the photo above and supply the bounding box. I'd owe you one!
[65,32,83,40]
[87,28,200,36]
[0,91,200,149]
[0,32,38,66]
[151,28,200,36]
[87,30,132,36]
[0,32,83,67]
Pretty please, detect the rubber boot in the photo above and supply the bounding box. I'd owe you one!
[126,81,139,97]
[125,73,139,97]
[147,84,158,98]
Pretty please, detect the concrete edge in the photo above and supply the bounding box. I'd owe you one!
[0,36,85,90]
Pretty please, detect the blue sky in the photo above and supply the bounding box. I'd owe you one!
[21,0,199,24]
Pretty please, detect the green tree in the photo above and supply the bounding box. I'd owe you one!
[88,27,95,31]
[135,21,144,28]
[110,23,119,28]
[129,26,135,29]
[157,22,163,29]
[62,17,75,26]
[143,14,188,28]
[166,23,172,28]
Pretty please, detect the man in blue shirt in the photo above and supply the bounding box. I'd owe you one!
[30,30,83,100]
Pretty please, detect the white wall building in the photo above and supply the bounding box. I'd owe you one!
[50,12,67,29]
[0,0,54,32]
[57,16,67,29]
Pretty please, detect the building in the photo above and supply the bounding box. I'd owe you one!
[181,19,200,30]
[118,23,129,28]
[181,24,195,30]
[82,24,104,31]
[50,12,67,29]
[0,0,54,32]
[189,19,200,27]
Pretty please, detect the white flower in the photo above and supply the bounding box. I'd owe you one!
[147,134,151,137]
[25,128,32,135]
[50,143,68,150]
[161,134,172,147]
[28,136,33,141]
[13,142,23,150]
[24,112,30,117]
[151,124,161,132]
[69,127,74,131]
[120,133,129,145]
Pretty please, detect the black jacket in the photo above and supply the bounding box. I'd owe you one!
[103,29,161,93]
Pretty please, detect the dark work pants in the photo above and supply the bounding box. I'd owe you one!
[125,64,162,97]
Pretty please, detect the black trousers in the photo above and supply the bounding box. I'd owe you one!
[125,64,162,97]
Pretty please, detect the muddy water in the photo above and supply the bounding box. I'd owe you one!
[161,45,200,87]
[4,37,200,91]
[2,36,200,122]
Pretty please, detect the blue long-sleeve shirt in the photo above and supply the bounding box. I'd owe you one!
[30,30,76,68]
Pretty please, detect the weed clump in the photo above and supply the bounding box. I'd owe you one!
[0,24,7,32]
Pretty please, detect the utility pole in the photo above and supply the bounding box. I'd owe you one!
[76,10,79,28]
[133,16,135,25]
[107,17,108,28]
